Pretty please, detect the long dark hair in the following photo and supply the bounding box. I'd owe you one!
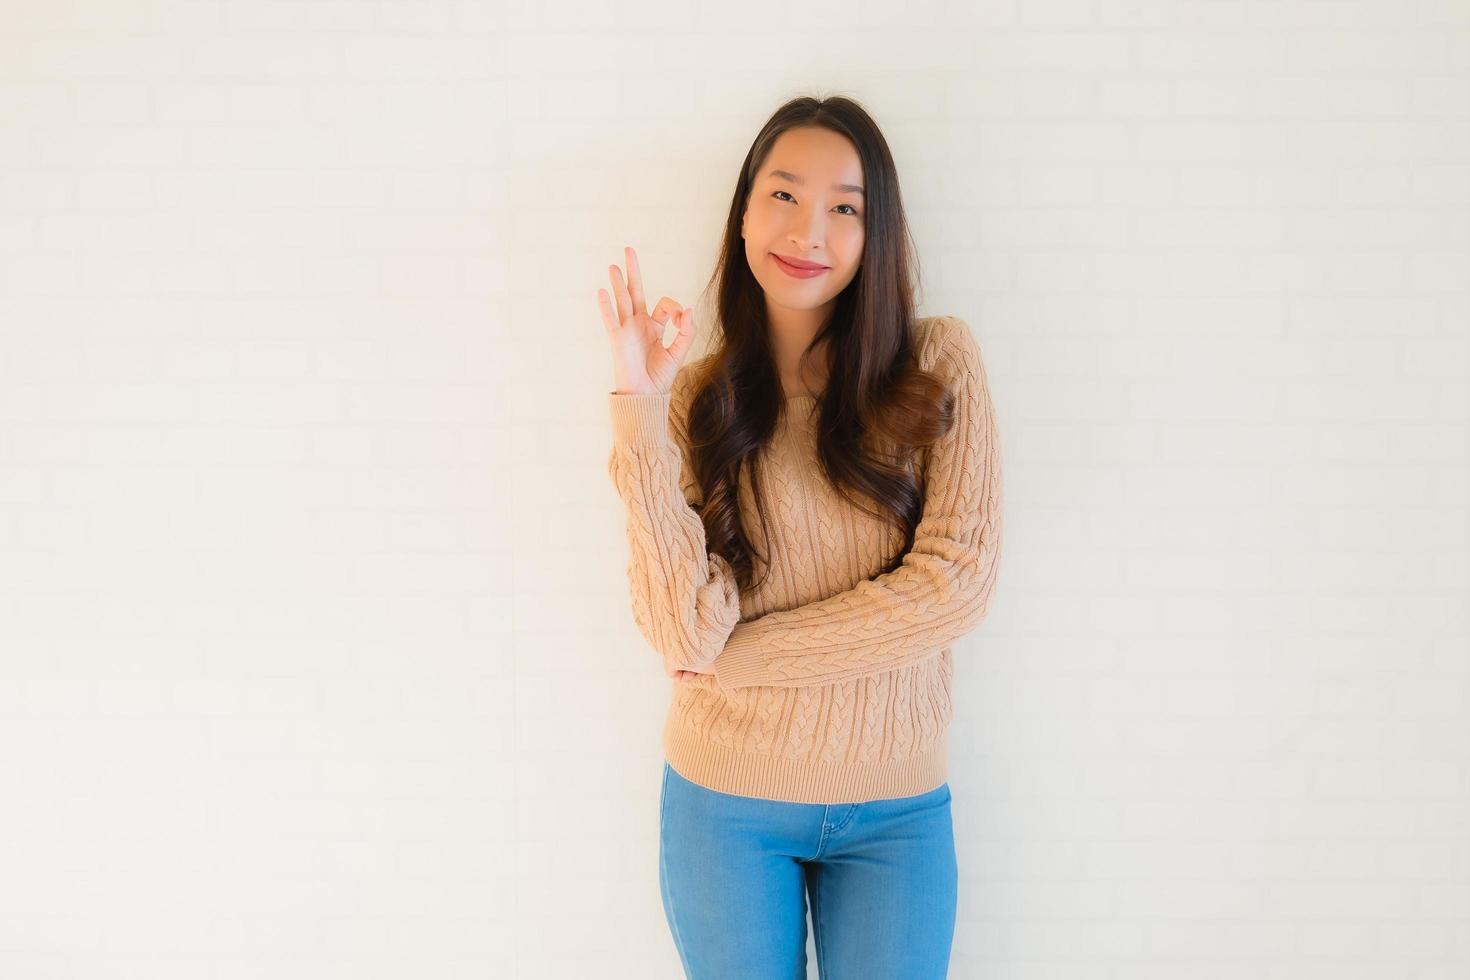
[685,94,957,594]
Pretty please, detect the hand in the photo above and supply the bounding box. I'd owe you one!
[598,245,699,396]
[671,667,721,693]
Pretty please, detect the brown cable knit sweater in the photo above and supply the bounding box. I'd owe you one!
[607,314,1003,803]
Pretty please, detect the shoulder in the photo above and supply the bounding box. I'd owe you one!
[915,315,984,377]
[669,353,718,431]
[672,353,716,401]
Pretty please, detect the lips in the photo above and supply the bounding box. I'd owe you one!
[772,253,828,270]
[771,253,830,279]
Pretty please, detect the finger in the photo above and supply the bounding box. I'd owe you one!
[625,246,648,319]
[595,288,617,335]
[608,261,632,326]
[651,296,680,326]
[665,306,696,365]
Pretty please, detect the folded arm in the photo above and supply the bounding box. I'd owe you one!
[710,317,1004,690]
[607,365,742,676]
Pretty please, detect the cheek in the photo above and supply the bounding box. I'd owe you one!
[836,228,864,270]
[747,200,779,233]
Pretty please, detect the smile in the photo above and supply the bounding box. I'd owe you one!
[771,253,829,279]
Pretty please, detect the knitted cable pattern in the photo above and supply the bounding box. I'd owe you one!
[607,315,1003,804]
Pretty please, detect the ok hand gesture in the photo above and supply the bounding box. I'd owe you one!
[598,246,699,396]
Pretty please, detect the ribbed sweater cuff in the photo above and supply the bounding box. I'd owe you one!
[712,630,769,689]
[607,389,673,448]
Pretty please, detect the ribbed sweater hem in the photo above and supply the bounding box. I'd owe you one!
[662,708,949,805]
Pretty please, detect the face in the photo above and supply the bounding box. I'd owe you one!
[741,126,866,320]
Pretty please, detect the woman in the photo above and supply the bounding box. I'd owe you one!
[598,95,1003,979]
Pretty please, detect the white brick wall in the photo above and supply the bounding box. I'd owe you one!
[0,1,1465,977]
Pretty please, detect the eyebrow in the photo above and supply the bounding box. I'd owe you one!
[765,168,865,197]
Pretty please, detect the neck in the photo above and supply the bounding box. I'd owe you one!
[767,302,832,398]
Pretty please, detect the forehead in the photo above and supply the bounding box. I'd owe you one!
[761,128,864,192]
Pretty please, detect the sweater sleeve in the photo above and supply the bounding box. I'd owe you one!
[710,316,1003,690]
[607,364,743,676]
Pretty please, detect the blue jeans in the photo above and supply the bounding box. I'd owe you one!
[658,760,957,979]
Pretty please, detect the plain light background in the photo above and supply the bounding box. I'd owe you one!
[1,1,1467,978]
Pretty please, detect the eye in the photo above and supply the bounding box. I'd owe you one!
[772,190,861,216]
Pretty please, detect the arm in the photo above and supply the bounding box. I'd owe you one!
[607,364,743,676]
[710,316,1003,690]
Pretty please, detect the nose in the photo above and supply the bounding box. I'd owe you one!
[787,216,825,251]
[782,201,831,250]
